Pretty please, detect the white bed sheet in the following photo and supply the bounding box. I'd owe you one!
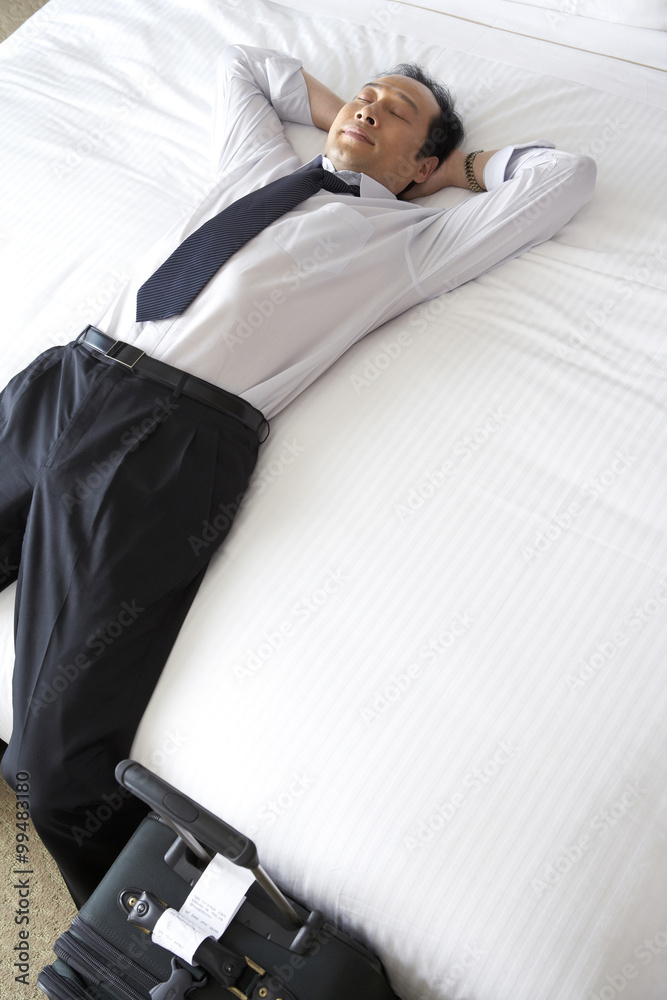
[1,2,666,998]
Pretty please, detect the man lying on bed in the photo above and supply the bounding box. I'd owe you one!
[0,45,596,908]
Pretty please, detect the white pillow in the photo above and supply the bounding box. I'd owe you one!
[509,0,666,30]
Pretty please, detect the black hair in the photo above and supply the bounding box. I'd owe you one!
[380,62,465,195]
[383,61,464,165]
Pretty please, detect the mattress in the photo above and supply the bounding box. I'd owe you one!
[1,1,666,998]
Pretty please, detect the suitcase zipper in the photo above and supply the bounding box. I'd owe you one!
[54,921,159,1000]
[38,963,101,1000]
[70,915,162,992]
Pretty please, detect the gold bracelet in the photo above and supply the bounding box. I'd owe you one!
[464,150,485,193]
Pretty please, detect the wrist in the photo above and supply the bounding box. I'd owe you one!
[464,150,486,192]
[444,149,491,191]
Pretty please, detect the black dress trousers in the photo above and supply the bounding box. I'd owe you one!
[0,340,259,906]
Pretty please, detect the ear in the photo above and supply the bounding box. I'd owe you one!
[414,155,439,184]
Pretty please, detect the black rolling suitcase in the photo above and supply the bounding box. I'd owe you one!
[38,760,400,1000]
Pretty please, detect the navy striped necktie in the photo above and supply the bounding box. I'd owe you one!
[136,162,360,322]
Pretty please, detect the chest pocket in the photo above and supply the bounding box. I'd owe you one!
[273,202,374,276]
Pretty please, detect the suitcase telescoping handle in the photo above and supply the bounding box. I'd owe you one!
[116,759,257,866]
[115,759,303,927]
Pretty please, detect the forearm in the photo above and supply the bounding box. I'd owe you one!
[301,69,344,131]
[401,148,497,200]
[444,149,495,190]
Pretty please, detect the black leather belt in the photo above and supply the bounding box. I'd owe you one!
[77,326,268,441]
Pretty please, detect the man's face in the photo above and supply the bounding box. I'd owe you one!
[325,75,440,194]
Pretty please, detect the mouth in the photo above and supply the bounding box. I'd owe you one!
[340,125,374,145]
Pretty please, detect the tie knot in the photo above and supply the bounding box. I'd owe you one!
[317,167,360,198]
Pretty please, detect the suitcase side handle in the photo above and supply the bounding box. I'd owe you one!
[115,759,303,927]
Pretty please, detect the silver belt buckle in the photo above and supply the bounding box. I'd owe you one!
[104,340,146,370]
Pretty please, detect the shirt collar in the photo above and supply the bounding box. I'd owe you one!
[312,154,397,201]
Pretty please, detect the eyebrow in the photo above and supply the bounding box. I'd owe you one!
[360,82,421,116]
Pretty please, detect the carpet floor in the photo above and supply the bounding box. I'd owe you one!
[0,0,50,42]
[0,6,79,998]
[0,761,77,999]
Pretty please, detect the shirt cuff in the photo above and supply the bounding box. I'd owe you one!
[483,139,555,190]
[267,50,314,127]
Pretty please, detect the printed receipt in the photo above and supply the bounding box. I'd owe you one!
[152,853,256,964]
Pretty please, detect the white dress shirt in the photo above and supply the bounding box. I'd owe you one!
[97,45,596,418]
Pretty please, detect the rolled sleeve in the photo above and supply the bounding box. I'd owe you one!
[412,140,597,299]
[483,139,551,190]
[212,45,312,175]
[486,140,597,249]
[483,139,596,216]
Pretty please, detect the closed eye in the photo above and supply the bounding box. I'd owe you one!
[356,95,407,120]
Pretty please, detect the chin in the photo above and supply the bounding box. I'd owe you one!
[326,149,366,173]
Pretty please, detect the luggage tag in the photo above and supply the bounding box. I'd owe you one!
[152,852,255,964]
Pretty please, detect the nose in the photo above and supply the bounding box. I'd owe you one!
[356,107,376,125]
